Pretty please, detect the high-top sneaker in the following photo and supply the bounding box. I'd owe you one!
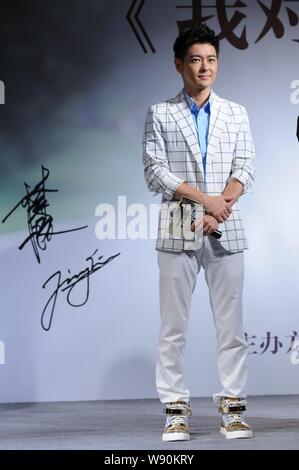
[162,401,192,442]
[218,397,253,439]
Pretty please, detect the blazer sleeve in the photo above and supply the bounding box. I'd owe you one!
[142,105,184,200]
[230,106,255,193]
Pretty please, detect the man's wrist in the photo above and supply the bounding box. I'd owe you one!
[205,213,218,221]
[200,192,208,206]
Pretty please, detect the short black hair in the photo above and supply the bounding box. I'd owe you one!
[173,23,219,60]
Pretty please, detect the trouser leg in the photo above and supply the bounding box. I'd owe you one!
[156,250,198,404]
[202,237,248,401]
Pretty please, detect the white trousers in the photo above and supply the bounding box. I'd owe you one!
[156,236,248,404]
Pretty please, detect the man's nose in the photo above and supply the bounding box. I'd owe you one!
[200,60,209,70]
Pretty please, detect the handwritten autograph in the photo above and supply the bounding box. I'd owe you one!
[2,166,87,263]
[41,249,121,331]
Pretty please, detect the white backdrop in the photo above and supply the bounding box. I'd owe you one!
[0,0,299,402]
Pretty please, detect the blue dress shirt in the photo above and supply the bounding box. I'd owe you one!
[183,89,212,179]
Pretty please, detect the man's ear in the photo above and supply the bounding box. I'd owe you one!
[174,58,183,74]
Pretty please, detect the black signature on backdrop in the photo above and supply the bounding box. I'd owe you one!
[2,166,88,263]
[41,250,121,331]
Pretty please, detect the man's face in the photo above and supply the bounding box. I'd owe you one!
[175,42,218,92]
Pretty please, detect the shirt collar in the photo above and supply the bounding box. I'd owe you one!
[183,88,212,114]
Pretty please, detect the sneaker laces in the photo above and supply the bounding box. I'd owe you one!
[166,415,188,427]
[222,413,242,426]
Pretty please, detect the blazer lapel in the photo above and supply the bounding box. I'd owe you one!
[206,91,229,166]
[168,89,230,176]
[168,90,204,175]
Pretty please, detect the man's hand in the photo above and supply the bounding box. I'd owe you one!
[191,215,219,235]
[173,181,236,223]
[202,195,233,223]
[227,196,238,210]
[203,215,219,235]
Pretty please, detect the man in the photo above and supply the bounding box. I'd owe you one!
[142,24,255,441]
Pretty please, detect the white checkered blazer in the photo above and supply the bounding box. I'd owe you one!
[142,89,255,252]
